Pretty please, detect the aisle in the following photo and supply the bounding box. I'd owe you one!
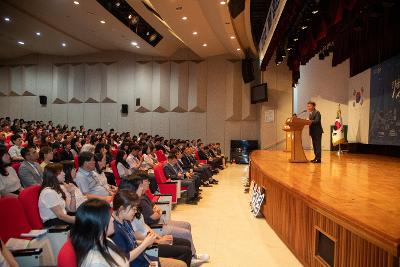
[171,164,302,267]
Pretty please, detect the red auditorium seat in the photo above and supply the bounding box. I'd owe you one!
[155,150,167,163]
[153,163,186,204]
[111,148,118,158]
[11,162,21,176]
[74,155,79,170]
[111,160,121,186]
[57,240,77,267]
[0,197,32,243]
[18,185,44,229]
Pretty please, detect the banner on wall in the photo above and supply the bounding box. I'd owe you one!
[369,54,400,146]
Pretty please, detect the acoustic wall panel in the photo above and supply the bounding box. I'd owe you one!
[10,66,23,96]
[101,63,117,103]
[0,67,10,96]
[170,61,188,112]
[152,61,170,112]
[22,65,37,96]
[188,61,207,112]
[84,64,101,103]
[68,64,85,103]
[100,103,118,130]
[52,65,69,103]
[241,81,256,120]
[8,97,22,118]
[68,104,84,128]
[84,103,100,129]
[135,62,153,112]
[21,96,36,120]
[225,61,242,121]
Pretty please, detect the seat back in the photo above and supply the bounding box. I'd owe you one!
[111,160,121,186]
[111,148,118,158]
[0,197,32,243]
[153,163,168,184]
[18,185,44,229]
[58,239,77,267]
[11,162,21,175]
[195,150,201,160]
[155,150,167,163]
[74,155,79,170]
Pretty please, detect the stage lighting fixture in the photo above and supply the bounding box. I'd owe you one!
[130,15,139,25]
[149,33,157,42]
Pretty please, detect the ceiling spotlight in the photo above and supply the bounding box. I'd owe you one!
[220,1,226,4]
[100,20,106,24]
[128,14,132,19]
[237,48,241,51]
[193,31,198,35]
[4,17,11,22]
[17,41,25,45]
[131,41,138,46]
[130,15,139,25]
[136,45,140,48]
[36,32,41,36]
[61,42,67,47]
[312,10,319,14]
[301,25,308,30]
[287,47,292,51]
[230,36,235,39]
[202,43,207,47]
[73,1,79,5]
[149,34,157,42]
[182,16,188,20]
[293,37,298,41]
[115,2,120,7]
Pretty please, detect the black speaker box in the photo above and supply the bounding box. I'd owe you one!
[136,98,141,106]
[39,95,47,105]
[121,104,128,114]
[228,0,245,18]
[242,59,255,83]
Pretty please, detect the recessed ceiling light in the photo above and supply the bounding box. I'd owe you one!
[61,42,67,47]
[128,14,132,19]
[312,10,319,14]
[220,1,226,5]
[293,38,298,41]
[36,32,41,36]
[17,41,25,45]
[136,45,140,48]
[73,1,79,5]
[115,2,121,7]
[100,20,106,24]
[230,36,235,39]
[131,41,138,46]
[182,16,188,20]
[4,17,11,22]
[193,31,198,35]
[237,48,241,51]
[301,25,308,30]
[202,43,207,47]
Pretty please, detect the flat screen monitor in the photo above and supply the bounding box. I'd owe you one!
[251,83,268,104]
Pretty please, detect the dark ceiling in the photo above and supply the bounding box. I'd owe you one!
[250,0,271,48]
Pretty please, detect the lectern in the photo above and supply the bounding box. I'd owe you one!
[283,117,309,163]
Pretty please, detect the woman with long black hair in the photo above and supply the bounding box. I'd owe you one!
[70,198,129,267]
[115,150,134,179]
[0,147,22,197]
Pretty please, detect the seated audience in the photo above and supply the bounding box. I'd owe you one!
[8,134,24,161]
[19,146,43,188]
[39,146,53,172]
[0,147,23,197]
[142,145,158,169]
[112,189,186,267]
[119,178,193,267]
[126,145,144,171]
[93,153,117,195]
[116,150,135,178]
[75,152,112,201]
[70,199,130,267]
[39,163,76,226]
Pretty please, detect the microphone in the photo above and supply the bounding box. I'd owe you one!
[292,110,307,117]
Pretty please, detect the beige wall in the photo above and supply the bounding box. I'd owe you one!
[0,52,258,156]
[259,60,293,150]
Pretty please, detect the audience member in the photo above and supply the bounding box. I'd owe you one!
[0,147,22,197]
[19,146,43,187]
[39,146,53,172]
[8,134,24,161]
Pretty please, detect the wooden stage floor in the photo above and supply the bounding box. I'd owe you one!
[250,150,400,266]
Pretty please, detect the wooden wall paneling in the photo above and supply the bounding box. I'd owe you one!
[0,67,10,96]
[101,63,117,103]
[52,64,69,104]
[188,61,207,112]
[135,61,153,112]
[68,64,85,103]
[152,61,170,112]
[225,61,242,121]
[170,61,188,112]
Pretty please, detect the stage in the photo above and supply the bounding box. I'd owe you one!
[250,150,400,267]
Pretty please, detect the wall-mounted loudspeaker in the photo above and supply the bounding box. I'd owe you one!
[39,96,47,105]
[136,98,141,106]
[242,58,255,83]
[121,104,128,114]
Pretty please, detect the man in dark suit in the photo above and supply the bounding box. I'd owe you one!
[163,154,198,203]
[306,101,323,163]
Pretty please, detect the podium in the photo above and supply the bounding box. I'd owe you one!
[283,117,309,163]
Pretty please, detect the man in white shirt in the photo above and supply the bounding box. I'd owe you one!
[8,134,24,161]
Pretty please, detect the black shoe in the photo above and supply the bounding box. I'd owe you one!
[310,158,316,163]
[202,184,212,187]
[312,159,321,163]
[186,200,198,205]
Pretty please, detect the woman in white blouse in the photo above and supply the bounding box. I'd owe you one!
[38,163,80,226]
[115,150,135,179]
[93,153,117,195]
[0,148,22,197]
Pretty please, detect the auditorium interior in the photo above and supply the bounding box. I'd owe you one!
[0,0,399,267]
